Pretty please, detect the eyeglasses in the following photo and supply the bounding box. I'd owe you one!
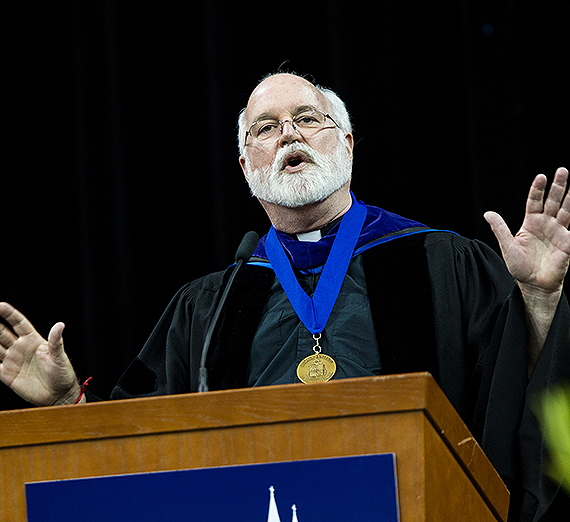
[244,108,340,147]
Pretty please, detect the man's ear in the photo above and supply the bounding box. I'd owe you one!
[345,133,355,161]
[239,155,248,180]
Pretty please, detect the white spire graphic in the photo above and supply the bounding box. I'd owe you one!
[291,504,299,522]
[267,486,282,522]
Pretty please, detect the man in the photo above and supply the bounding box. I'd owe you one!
[1,73,569,521]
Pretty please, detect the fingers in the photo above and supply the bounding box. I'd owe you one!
[47,322,66,357]
[484,211,514,251]
[0,322,17,349]
[1,303,65,355]
[543,167,569,218]
[0,303,19,349]
[527,168,570,224]
[526,174,548,215]
[0,302,36,338]
[553,168,570,229]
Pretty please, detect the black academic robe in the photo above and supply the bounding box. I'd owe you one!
[111,231,570,522]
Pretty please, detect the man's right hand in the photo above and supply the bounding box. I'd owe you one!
[0,302,80,406]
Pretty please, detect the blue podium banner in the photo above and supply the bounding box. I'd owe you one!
[26,453,399,522]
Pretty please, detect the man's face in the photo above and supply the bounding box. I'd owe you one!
[239,74,354,208]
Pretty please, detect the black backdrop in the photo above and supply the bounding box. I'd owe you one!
[1,1,568,409]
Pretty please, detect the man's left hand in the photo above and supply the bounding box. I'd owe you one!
[485,167,570,297]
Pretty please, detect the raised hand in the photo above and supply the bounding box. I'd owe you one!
[484,167,570,374]
[484,167,570,297]
[0,302,80,406]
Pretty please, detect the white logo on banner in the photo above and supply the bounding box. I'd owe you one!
[267,486,300,522]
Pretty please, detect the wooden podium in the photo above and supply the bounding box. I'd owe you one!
[0,373,509,521]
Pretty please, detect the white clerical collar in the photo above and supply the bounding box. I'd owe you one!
[295,229,322,242]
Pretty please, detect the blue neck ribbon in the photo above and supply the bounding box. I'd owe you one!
[264,196,368,335]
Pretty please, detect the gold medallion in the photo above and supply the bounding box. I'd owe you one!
[297,353,337,383]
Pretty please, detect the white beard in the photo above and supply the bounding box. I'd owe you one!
[244,140,353,208]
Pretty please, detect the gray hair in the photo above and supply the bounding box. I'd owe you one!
[237,75,353,156]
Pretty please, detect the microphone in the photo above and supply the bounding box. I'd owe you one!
[234,230,261,264]
[198,231,260,392]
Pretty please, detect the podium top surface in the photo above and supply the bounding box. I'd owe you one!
[3,373,457,446]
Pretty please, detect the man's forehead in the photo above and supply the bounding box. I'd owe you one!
[245,75,326,122]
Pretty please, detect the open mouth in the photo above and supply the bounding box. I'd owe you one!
[282,151,310,173]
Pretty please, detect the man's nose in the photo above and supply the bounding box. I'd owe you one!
[279,120,301,145]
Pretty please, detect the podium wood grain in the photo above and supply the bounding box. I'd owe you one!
[0,373,509,521]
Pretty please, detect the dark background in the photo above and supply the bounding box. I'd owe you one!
[1,1,568,408]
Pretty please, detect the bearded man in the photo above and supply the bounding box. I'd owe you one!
[1,73,570,521]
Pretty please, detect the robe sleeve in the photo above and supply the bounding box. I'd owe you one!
[425,231,570,522]
[110,273,224,399]
[519,295,570,521]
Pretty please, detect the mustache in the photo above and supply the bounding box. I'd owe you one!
[272,143,318,172]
